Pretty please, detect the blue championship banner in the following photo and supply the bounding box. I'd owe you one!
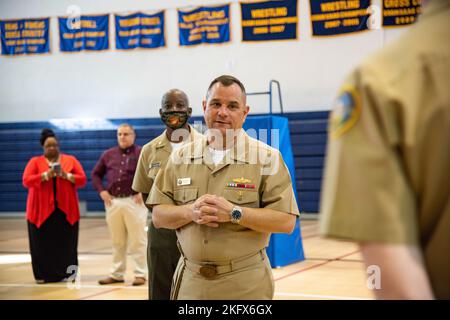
[383,0,421,27]
[58,14,109,52]
[240,0,298,42]
[178,4,230,46]
[0,18,49,55]
[115,11,165,49]
[309,0,371,36]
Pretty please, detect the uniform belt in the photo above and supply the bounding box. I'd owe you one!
[182,249,266,279]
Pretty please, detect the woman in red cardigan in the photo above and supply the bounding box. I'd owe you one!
[23,128,87,284]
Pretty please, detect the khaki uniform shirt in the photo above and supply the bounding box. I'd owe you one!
[320,0,450,298]
[132,126,203,200]
[149,132,299,262]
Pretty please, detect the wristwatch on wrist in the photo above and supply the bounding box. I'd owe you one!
[230,206,243,224]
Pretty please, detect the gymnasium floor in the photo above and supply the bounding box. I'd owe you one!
[0,218,374,300]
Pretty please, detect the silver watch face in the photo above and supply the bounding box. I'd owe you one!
[231,207,242,222]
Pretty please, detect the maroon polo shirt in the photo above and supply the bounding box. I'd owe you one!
[91,144,141,197]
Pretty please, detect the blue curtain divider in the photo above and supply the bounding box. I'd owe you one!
[243,115,305,267]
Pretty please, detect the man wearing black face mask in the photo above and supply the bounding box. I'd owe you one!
[132,89,203,300]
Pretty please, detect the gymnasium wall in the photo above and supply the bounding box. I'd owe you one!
[0,0,408,122]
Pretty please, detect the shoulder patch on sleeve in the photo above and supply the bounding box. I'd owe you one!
[329,86,361,139]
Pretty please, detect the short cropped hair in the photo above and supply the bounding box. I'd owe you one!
[206,75,246,100]
[117,123,135,133]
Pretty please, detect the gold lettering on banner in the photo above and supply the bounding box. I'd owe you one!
[251,7,288,18]
[191,26,219,34]
[119,29,161,37]
[253,27,269,34]
[119,17,161,27]
[70,19,98,30]
[311,9,368,21]
[119,17,140,27]
[188,33,202,41]
[21,30,45,38]
[182,10,225,23]
[141,28,161,35]
[383,8,419,16]
[63,31,106,39]
[207,32,219,39]
[320,1,360,12]
[343,18,360,26]
[180,22,194,29]
[141,17,161,25]
[81,20,97,28]
[128,38,138,46]
[5,23,18,30]
[325,20,341,28]
[26,39,45,44]
[394,15,416,24]
[270,25,285,33]
[24,21,45,29]
[195,18,228,26]
[5,31,21,39]
[242,17,298,27]
[384,0,412,8]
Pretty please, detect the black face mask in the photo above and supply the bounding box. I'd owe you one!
[161,111,189,129]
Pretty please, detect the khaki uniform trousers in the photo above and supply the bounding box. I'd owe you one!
[105,197,148,280]
[171,248,274,300]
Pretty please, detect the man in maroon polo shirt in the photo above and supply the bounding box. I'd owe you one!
[92,123,148,286]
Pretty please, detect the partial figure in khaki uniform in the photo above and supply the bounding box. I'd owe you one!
[132,89,203,299]
[320,0,450,299]
[92,124,148,286]
[149,75,299,300]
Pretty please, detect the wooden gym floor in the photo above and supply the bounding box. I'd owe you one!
[0,217,375,300]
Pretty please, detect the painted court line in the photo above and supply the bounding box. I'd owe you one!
[274,250,361,282]
[275,292,372,300]
[0,284,371,300]
[78,288,122,300]
[0,283,147,290]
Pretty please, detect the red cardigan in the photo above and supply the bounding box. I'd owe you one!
[23,154,87,228]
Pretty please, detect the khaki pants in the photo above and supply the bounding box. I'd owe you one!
[105,197,148,280]
[171,250,274,300]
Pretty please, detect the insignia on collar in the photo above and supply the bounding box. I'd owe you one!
[330,86,361,139]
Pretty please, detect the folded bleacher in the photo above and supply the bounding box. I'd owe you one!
[0,111,329,215]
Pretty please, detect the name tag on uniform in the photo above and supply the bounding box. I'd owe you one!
[150,162,161,169]
[177,177,191,186]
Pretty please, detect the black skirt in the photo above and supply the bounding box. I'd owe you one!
[27,209,79,283]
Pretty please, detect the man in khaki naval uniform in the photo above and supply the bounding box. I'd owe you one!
[148,75,299,300]
[320,0,450,299]
[132,89,203,299]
